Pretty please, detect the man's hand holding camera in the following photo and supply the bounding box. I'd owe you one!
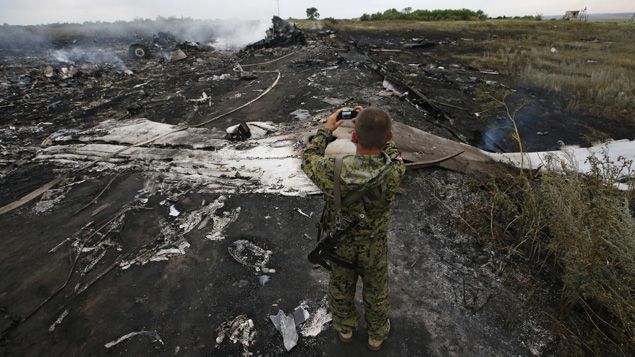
[324,106,363,132]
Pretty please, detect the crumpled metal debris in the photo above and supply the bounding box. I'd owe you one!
[215,314,255,357]
[245,16,305,51]
[120,221,190,269]
[225,122,251,141]
[206,207,241,241]
[177,196,227,234]
[289,109,310,121]
[227,240,273,273]
[321,97,348,106]
[382,78,405,97]
[170,48,188,62]
[299,298,332,338]
[187,91,212,105]
[104,330,164,349]
[168,205,180,217]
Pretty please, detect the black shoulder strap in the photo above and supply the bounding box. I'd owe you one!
[333,157,343,213]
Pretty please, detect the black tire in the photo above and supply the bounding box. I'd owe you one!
[128,44,150,59]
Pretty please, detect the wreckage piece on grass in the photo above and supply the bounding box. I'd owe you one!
[228,240,274,273]
[245,16,306,51]
[486,139,635,190]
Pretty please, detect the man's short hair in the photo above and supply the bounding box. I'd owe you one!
[355,107,392,150]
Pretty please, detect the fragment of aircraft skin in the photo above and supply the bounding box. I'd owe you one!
[36,115,635,196]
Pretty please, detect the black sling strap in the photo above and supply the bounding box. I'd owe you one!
[333,157,344,213]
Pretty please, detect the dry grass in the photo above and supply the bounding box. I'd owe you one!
[467,153,635,354]
[454,22,635,120]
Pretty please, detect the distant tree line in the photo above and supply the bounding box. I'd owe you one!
[493,15,543,21]
[359,8,487,21]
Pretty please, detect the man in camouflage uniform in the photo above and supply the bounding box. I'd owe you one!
[302,107,405,351]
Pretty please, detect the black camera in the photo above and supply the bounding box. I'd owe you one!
[337,110,359,121]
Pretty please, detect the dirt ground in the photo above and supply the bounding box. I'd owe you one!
[0,21,622,356]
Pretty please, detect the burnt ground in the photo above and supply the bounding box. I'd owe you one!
[0,23,616,356]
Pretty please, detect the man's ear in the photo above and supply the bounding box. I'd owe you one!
[386,131,393,141]
[351,131,359,143]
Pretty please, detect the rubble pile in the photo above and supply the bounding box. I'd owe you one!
[245,16,306,51]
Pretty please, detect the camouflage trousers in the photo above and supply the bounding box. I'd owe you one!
[328,235,390,341]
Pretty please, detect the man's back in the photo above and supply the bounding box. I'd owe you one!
[303,140,404,238]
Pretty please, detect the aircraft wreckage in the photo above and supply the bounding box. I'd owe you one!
[2,111,633,216]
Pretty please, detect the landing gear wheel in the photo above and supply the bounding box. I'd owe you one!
[128,44,150,59]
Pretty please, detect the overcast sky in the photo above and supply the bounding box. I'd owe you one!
[0,0,632,25]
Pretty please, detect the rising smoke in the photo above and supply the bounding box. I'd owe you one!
[48,47,131,72]
[0,16,272,56]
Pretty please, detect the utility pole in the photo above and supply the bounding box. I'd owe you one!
[277,0,280,17]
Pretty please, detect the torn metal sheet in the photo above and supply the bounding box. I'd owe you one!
[269,309,298,351]
[37,118,318,196]
[486,140,635,189]
[290,109,311,121]
[35,116,493,199]
[104,330,164,349]
[48,117,228,150]
[321,97,348,106]
[292,305,310,325]
[36,113,628,202]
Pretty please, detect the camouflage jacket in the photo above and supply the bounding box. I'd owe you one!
[302,128,406,240]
